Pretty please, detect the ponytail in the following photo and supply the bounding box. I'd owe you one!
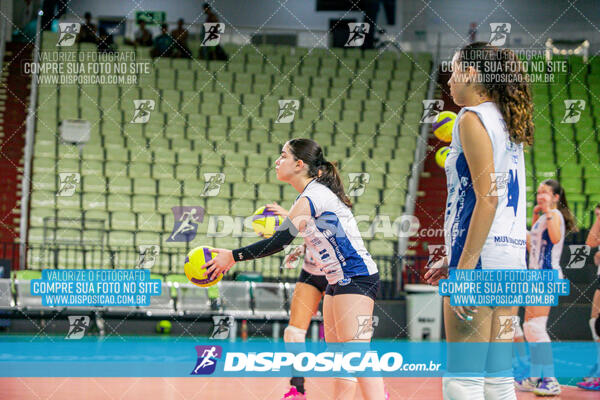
[316,160,353,208]
[287,138,353,208]
[542,179,578,233]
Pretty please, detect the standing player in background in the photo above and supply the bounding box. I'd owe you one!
[425,42,533,400]
[204,139,386,400]
[263,202,328,400]
[513,180,576,396]
[577,203,600,391]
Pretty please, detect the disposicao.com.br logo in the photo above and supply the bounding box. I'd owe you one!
[190,343,442,377]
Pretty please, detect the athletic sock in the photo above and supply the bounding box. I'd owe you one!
[291,376,305,394]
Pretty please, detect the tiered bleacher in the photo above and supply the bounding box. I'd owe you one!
[27,30,432,288]
[527,55,600,228]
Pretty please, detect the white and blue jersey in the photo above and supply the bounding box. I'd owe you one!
[295,180,378,280]
[443,102,527,269]
[529,209,565,278]
[302,246,326,276]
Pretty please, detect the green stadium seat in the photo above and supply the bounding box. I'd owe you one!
[132,195,156,213]
[586,179,600,194]
[257,184,281,201]
[133,178,156,195]
[173,165,196,181]
[152,164,175,179]
[107,194,131,211]
[128,161,152,178]
[108,231,134,247]
[205,198,230,215]
[137,213,163,232]
[220,166,244,183]
[231,198,255,216]
[111,211,136,231]
[110,177,132,194]
[232,182,256,198]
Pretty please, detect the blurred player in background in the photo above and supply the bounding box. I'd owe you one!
[514,179,576,396]
[425,42,533,400]
[577,203,600,391]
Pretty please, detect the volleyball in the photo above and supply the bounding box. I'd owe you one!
[432,111,457,142]
[184,246,223,288]
[435,146,450,168]
[156,320,172,334]
[252,206,284,238]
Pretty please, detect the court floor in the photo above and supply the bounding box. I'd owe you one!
[1,377,596,399]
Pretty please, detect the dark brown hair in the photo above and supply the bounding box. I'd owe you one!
[457,42,534,146]
[287,138,352,208]
[541,179,578,232]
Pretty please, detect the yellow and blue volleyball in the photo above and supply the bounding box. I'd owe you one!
[432,111,457,142]
[184,246,223,288]
[435,146,450,168]
[252,206,284,238]
[156,320,172,334]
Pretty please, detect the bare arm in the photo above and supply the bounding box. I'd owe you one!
[456,111,499,270]
[586,215,600,247]
[545,210,563,245]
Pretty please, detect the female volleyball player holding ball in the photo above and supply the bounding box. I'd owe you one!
[578,203,600,391]
[513,179,576,395]
[205,138,386,400]
[425,42,533,400]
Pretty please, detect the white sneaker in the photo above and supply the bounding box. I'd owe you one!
[533,377,561,396]
[514,377,538,392]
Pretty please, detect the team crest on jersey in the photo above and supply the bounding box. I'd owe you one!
[338,277,351,286]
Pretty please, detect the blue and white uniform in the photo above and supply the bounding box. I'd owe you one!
[294,180,378,284]
[302,246,325,276]
[444,102,527,269]
[529,209,565,278]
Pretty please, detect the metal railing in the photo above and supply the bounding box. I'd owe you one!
[398,33,441,258]
[19,10,43,270]
[4,242,402,298]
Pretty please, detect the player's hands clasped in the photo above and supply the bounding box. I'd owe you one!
[536,194,552,213]
[204,248,236,279]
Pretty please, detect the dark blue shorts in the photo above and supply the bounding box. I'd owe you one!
[325,273,380,301]
[298,268,328,293]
